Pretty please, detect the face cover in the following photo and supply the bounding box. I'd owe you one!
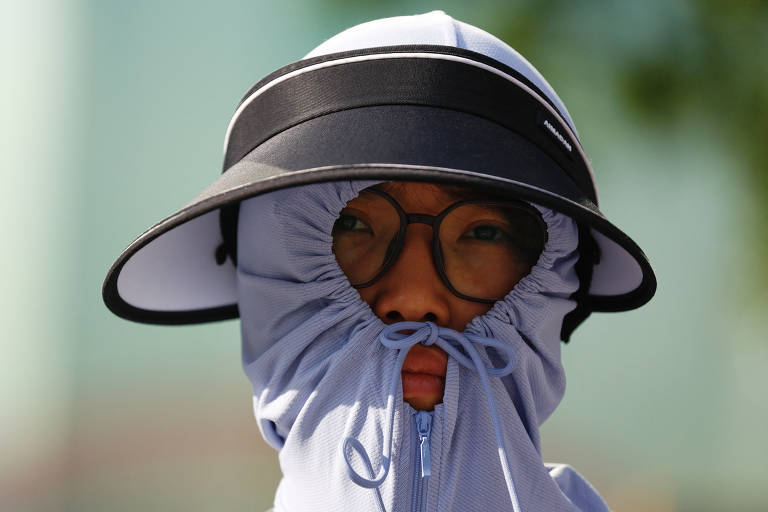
[237,179,609,512]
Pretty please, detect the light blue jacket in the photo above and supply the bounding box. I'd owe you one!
[237,180,610,512]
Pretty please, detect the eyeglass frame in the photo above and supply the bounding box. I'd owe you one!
[335,187,549,304]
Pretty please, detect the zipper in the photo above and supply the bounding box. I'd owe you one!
[411,410,433,512]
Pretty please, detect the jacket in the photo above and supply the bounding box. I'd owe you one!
[236,180,610,511]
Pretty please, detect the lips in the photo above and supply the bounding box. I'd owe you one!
[401,344,448,410]
[402,344,448,376]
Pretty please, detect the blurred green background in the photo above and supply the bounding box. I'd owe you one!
[3,1,767,511]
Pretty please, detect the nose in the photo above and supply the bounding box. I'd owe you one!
[364,224,452,326]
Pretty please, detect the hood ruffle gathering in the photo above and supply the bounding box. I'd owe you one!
[237,180,609,512]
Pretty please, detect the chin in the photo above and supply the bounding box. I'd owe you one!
[404,395,441,411]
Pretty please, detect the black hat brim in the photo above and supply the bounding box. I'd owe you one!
[103,104,655,324]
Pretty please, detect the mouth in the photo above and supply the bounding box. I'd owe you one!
[401,344,448,376]
[401,345,448,409]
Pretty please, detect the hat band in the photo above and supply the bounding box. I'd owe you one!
[223,49,597,203]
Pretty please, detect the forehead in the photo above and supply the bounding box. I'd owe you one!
[358,181,492,214]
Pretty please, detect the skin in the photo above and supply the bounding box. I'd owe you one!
[338,182,532,411]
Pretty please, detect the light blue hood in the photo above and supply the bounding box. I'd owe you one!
[237,180,609,511]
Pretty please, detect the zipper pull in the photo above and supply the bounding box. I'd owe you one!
[415,410,433,479]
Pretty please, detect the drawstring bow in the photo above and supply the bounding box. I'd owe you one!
[341,321,524,512]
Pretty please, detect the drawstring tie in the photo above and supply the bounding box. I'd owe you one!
[341,321,523,512]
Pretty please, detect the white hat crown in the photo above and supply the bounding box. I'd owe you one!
[305,11,577,134]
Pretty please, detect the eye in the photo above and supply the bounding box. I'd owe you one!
[461,224,511,242]
[332,214,372,234]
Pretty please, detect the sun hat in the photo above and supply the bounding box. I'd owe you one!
[102,11,656,339]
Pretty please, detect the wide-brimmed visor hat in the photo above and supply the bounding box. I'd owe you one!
[103,42,656,334]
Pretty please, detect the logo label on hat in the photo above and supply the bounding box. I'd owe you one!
[538,112,573,158]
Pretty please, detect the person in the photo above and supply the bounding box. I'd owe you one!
[103,11,656,512]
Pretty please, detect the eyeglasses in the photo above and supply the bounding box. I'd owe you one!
[332,188,548,303]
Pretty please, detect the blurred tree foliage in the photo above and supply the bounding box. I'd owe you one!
[611,1,768,289]
[324,0,768,287]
